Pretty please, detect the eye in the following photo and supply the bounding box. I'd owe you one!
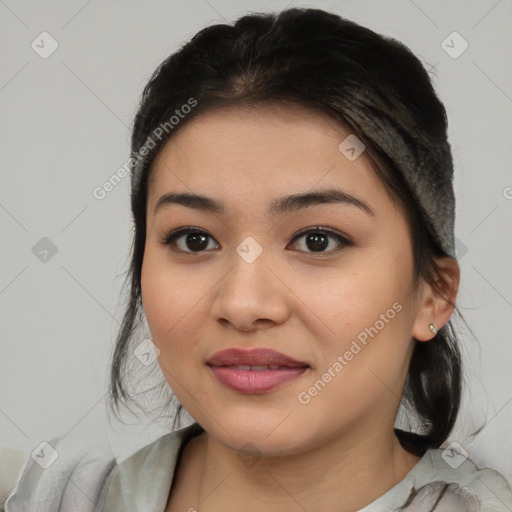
[160,227,219,253]
[288,226,352,255]
[160,225,352,255]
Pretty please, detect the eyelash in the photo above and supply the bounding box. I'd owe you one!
[160,225,352,256]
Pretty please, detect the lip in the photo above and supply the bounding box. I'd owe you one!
[207,348,310,394]
[207,348,309,367]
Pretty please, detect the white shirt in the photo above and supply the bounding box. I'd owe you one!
[2,422,511,511]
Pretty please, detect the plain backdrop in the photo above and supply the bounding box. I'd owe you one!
[1,0,511,486]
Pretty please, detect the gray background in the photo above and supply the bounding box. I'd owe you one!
[1,0,511,486]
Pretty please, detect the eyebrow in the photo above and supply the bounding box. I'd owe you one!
[154,188,375,217]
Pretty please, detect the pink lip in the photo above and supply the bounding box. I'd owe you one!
[207,348,310,394]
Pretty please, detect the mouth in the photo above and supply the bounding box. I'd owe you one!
[213,364,304,370]
[207,347,309,367]
[206,348,310,393]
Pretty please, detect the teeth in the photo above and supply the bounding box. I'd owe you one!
[228,365,285,371]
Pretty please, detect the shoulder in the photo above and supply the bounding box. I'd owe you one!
[112,421,203,477]
[399,448,512,511]
[1,434,117,512]
[2,422,203,512]
[103,422,204,512]
[0,446,29,508]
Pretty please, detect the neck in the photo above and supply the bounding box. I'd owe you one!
[192,421,421,512]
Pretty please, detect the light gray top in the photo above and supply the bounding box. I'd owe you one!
[2,422,511,511]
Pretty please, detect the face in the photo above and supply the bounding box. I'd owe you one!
[141,104,426,455]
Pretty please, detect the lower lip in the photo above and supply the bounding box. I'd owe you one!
[209,365,309,393]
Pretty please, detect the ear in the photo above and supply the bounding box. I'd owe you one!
[412,256,460,342]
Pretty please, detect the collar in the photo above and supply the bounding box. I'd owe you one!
[103,422,203,512]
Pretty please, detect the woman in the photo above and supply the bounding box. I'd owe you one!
[3,7,511,512]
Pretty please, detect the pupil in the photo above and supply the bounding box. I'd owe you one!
[183,232,329,252]
[307,233,328,252]
[187,233,208,251]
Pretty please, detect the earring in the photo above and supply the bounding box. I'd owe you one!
[429,323,437,335]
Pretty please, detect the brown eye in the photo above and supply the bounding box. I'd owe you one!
[288,227,352,254]
[161,225,351,256]
[161,227,219,253]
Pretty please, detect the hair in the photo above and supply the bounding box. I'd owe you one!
[108,7,462,457]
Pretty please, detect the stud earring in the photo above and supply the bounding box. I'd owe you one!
[429,323,437,335]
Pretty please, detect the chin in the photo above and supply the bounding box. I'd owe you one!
[202,411,318,456]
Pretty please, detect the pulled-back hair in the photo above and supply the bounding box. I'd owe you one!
[109,7,462,457]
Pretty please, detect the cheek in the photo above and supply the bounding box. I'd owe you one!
[306,255,412,342]
[141,251,180,340]
[140,251,214,365]
[295,284,415,430]
[301,252,416,392]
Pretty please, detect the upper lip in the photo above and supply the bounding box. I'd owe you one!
[207,348,309,367]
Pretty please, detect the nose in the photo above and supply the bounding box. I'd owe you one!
[210,241,291,332]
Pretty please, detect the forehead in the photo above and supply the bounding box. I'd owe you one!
[147,104,388,215]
